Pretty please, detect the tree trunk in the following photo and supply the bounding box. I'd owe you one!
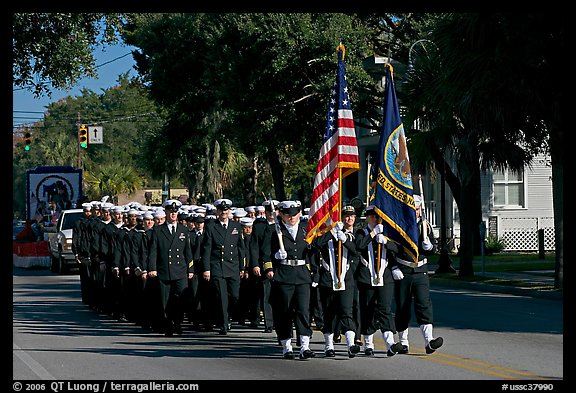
[549,119,563,289]
[267,148,286,201]
[456,142,482,277]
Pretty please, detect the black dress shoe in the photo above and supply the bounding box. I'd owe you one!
[364,348,374,356]
[264,327,273,333]
[325,349,336,358]
[354,339,362,346]
[348,344,360,358]
[426,337,443,354]
[249,321,259,328]
[333,335,342,343]
[283,351,295,359]
[164,329,173,337]
[397,345,409,355]
[218,327,228,335]
[387,342,403,357]
[299,349,316,359]
[174,324,183,335]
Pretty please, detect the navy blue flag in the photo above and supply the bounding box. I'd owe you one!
[373,65,419,262]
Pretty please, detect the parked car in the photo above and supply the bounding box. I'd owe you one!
[44,208,83,273]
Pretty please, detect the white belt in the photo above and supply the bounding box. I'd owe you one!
[280,259,306,266]
[396,256,427,269]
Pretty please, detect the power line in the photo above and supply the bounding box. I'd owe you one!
[13,51,134,92]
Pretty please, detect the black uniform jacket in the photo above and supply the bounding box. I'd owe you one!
[249,217,273,270]
[388,218,436,274]
[354,226,398,285]
[266,222,315,285]
[314,229,359,288]
[147,222,194,280]
[201,220,246,278]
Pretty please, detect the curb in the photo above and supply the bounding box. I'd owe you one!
[430,277,563,301]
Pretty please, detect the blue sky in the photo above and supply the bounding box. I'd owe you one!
[12,43,138,129]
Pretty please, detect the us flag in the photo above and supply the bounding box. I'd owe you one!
[306,45,359,244]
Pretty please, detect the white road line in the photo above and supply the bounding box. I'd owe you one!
[13,342,56,380]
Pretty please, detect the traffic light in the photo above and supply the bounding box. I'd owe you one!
[79,124,88,148]
[24,132,31,151]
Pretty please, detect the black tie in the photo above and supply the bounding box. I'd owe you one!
[171,225,175,234]
[223,223,227,230]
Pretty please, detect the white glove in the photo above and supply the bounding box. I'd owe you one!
[334,221,344,232]
[373,224,384,235]
[392,267,404,280]
[336,231,347,242]
[275,249,288,260]
[375,233,387,244]
[311,282,319,288]
[422,238,433,251]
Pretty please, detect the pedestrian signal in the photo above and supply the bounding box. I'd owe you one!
[24,132,31,151]
[79,125,88,148]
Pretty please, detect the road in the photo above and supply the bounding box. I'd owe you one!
[12,267,563,387]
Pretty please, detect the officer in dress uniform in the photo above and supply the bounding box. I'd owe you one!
[266,200,317,360]
[249,201,276,333]
[355,205,404,357]
[92,202,113,313]
[390,194,444,355]
[192,214,214,331]
[237,216,260,327]
[201,198,246,335]
[72,203,92,304]
[101,205,125,317]
[312,205,361,358]
[113,208,139,322]
[147,200,195,336]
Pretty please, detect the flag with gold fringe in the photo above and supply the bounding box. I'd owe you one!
[306,44,359,244]
[373,64,419,262]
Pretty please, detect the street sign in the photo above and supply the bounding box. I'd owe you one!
[88,126,103,144]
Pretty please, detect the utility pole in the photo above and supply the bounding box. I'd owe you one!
[76,112,81,169]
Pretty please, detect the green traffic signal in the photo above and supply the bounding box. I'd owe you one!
[24,132,31,151]
[78,125,88,148]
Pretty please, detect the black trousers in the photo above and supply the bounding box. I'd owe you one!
[258,278,274,329]
[319,284,356,335]
[159,277,188,328]
[394,271,434,331]
[212,275,240,329]
[273,282,312,340]
[357,269,396,335]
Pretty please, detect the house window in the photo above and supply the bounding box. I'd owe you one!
[493,169,525,207]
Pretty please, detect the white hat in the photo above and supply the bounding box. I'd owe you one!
[82,202,92,211]
[214,198,233,210]
[256,205,265,213]
[163,199,182,212]
[234,209,247,218]
[101,202,114,211]
[143,212,154,220]
[127,209,139,216]
[240,217,254,227]
[279,200,300,215]
[245,206,256,213]
[112,206,124,214]
[153,210,166,218]
[413,195,422,206]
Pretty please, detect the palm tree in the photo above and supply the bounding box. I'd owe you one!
[83,162,142,202]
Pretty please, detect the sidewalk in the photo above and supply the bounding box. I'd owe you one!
[428,265,562,301]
